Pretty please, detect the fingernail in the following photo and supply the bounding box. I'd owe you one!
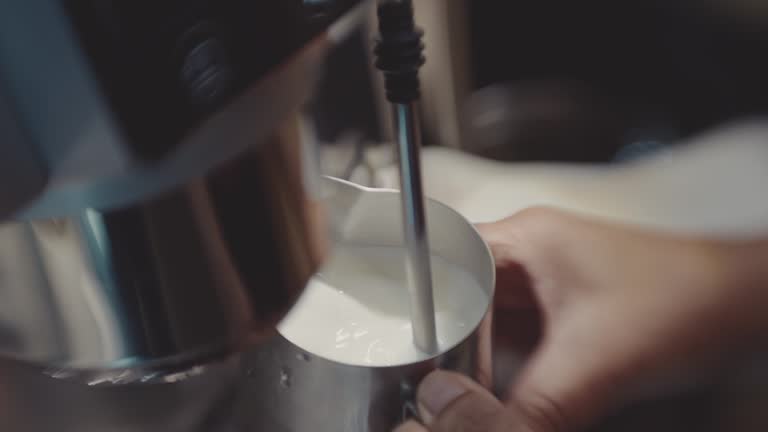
[417,370,469,424]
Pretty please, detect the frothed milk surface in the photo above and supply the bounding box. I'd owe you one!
[277,245,489,366]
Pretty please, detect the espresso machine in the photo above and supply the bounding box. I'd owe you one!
[0,1,381,430]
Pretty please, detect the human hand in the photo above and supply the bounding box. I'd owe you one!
[396,207,768,431]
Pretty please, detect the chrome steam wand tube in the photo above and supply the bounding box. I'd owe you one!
[375,0,438,354]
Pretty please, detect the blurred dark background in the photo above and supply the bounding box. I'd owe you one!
[466,0,768,162]
[313,1,768,163]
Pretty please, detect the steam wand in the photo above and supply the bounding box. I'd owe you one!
[375,0,438,354]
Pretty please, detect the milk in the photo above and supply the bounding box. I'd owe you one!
[277,245,489,367]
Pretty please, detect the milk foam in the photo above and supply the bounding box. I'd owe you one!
[277,245,489,366]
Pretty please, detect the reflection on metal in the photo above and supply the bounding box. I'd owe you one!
[0,118,326,372]
[393,103,438,354]
[44,361,213,387]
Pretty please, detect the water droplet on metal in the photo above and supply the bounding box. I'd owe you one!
[45,368,76,380]
[279,368,292,388]
[297,353,311,362]
[400,380,413,394]
[140,373,160,383]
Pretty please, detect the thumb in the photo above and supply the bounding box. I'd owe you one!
[418,370,571,432]
[416,370,502,431]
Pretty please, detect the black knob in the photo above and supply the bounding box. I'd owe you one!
[374,0,426,104]
[178,23,234,108]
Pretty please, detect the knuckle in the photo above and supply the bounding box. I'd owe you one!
[511,206,565,228]
[393,420,427,432]
[498,207,567,252]
[481,206,566,247]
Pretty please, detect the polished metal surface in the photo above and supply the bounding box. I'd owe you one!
[241,328,486,432]
[393,103,439,354]
[14,35,331,219]
[2,340,768,431]
[0,0,370,218]
[0,355,242,432]
[0,118,326,373]
[0,175,766,431]
[243,177,494,432]
[0,86,46,218]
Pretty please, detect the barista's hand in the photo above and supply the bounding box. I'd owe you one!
[395,207,768,432]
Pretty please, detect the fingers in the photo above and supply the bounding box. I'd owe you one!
[410,354,610,432]
[474,207,734,432]
[508,325,630,431]
[417,370,503,431]
[417,369,580,432]
[476,207,569,310]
